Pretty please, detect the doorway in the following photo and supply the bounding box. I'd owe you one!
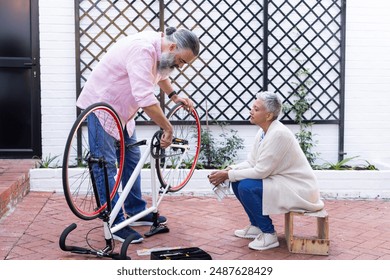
[0,0,41,158]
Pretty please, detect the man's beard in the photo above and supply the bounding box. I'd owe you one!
[158,52,176,77]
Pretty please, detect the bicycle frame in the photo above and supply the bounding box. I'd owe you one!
[109,137,191,236]
[108,139,157,236]
[60,102,199,259]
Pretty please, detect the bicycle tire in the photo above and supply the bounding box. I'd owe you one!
[155,103,201,192]
[62,102,125,220]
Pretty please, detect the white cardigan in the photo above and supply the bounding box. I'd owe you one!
[228,120,324,215]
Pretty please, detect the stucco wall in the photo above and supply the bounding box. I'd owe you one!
[38,0,390,167]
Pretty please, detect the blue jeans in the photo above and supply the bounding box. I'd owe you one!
[231,179,275,233]
[87,113,146,225]
[121,129,146,216]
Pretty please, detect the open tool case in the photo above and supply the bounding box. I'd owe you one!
[150,247,212,260]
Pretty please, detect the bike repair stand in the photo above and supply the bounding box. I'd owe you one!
[144,212,169,237]
[145,131,170,237]
[59,159,134,259]
[60,134,170,259]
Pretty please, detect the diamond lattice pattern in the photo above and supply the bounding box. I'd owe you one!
[77,0,343,123]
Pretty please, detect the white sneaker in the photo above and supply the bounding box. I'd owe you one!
[248,232,279,251]
[234,225,262,239]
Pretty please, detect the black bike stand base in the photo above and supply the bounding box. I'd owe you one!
[60,223,131,260]
[144,224,170,237]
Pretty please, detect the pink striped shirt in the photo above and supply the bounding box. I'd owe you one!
[77,31,167,137]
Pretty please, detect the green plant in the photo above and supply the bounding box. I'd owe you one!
[198,123,244,169]
[143,156,197,170]
[283,44,320,167]
[283,73,320,167]
[33,154,60,168]
[319,156,378,170]
[362,160,378,170]
[295,126,319,167]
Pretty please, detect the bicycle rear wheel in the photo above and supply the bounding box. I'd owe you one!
[62,103,125,220]
[155,103,201,192]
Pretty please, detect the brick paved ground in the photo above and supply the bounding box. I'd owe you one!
[1,191,389,260]
[1,159,390,263]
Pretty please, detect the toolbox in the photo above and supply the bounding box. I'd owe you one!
[150,247,212,260]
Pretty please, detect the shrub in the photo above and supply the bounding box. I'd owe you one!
[197,123,244,169]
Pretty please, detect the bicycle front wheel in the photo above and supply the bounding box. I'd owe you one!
[62,103,125,220]
[155,103,201,192]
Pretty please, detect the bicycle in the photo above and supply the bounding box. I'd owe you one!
[59,102,201,259]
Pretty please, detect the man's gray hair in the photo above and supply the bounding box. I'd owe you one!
[165,27,200,56]
[256,91,282,120]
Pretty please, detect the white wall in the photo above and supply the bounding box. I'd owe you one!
[343,0,390,166]
[38,0,390,168]
[39,0,77,162]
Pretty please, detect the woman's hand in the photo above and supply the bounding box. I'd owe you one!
[208,170,229,186]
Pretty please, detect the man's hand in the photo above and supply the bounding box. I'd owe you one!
[171,95,194,112]
[160,129,173,149]
[142,104,174,148]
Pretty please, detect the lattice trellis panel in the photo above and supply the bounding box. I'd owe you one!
[78,0,160,84]
[267,0,344,123]
[163,0,264,123]
[76,0,161,121]
[76,0,264,123]
[75,0,344,124]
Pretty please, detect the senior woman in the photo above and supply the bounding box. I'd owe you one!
[208,91,324,251]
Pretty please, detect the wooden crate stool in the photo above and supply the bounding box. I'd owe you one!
[284,209,330,255]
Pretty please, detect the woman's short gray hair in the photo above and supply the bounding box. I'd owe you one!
[165,27,200,56]
[256,91,282,120]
